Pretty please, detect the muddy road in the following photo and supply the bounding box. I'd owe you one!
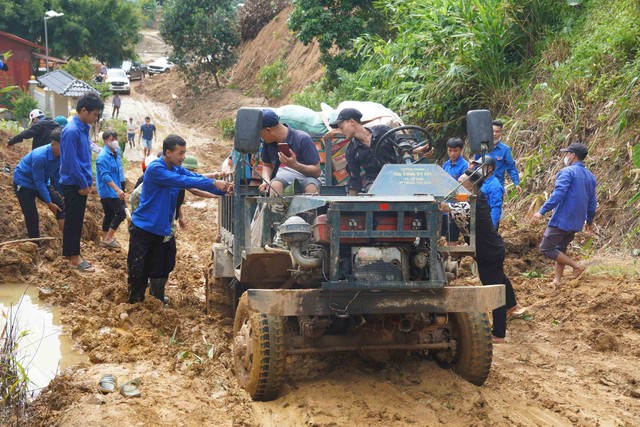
[1,78,638,426]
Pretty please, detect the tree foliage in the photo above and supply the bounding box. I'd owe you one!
[161,0,240,89]
[62,55,96,82]
[0,0,140,65]
[288,0,387,88]
[303,0,569,133]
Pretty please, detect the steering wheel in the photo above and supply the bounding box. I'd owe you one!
[374,125,433,165]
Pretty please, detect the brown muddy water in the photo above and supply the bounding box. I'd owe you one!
[0,283,88,394]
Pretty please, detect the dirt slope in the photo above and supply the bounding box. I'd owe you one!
[229,6,323,102]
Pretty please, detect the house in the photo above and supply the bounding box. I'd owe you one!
[0,31,67,90]
[36,70,99,117]
[0,31,45,90]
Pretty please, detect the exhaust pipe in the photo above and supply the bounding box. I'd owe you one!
[279,216,322,270]
[398,317,414,333]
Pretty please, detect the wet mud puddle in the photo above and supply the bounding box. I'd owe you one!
[0,283,88,394]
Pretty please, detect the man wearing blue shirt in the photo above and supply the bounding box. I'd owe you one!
[59,93,104,272]
[533,143,596,287]
[139,116,156,158]
[475,156,504,230]
[259,109,321,196]
[441,137,468,244]
[96,130,126,249]
[12,129,64,239]
[127,134,232,304]
[474,121,522,193]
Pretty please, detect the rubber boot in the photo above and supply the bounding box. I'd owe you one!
[149,278,169,305]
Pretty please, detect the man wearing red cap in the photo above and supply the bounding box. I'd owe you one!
[533,142,597,287]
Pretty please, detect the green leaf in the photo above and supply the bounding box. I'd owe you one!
[632,144,640,169]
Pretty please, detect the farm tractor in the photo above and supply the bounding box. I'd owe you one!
[206,108,505,400]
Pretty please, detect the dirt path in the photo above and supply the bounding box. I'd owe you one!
[2,78,636,425]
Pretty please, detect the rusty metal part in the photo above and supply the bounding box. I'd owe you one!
[246,285,505,317]
[287,342,452,354]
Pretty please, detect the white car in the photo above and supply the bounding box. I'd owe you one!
[105,68,131,94]
[148,57,174,75]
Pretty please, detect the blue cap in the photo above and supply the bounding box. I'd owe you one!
[261,109,279,128]
[54,115,68,128]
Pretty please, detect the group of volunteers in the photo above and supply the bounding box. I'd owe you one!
[9,94,232,305]
[8,100,596,329]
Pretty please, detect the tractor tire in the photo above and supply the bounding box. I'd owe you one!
[434,312,493,386]
[233,294,286,401]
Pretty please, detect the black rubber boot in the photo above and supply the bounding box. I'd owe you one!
[149,278,169,305]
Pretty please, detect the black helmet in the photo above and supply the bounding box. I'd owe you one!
[472,156,496,168]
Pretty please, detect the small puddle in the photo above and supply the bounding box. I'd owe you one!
[0,283,88,394]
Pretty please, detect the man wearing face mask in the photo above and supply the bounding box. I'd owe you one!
[96,130,126,248]
[532,143,597,287]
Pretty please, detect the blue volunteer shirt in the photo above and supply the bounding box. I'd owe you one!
[132,158,226,236]
[538,162,597,232]
[140,123,156,140]
[474,141,520,187]
[96,145,124,199]
[261,125,320,168]
[59,116,92,188]
[480,174,505,228]
[13,144,61,203]
[443,157,469,180]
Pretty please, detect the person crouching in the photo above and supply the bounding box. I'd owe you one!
[96,130,126,248]
[127,135,232,304]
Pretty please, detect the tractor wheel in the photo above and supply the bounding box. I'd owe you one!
[233,294,286,401]
[434,312,493,386]
[205,260,232,315]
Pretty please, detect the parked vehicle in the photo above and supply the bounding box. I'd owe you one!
[105,68,130,94]
[122,60,147,80]
[207,107,505,401]
[147,57,174,75]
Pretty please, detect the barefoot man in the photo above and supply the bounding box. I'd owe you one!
[532,142,596,287]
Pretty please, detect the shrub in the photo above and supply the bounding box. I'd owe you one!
[216,117,235,140]
[257,59,288,100]
[12,91,38,122]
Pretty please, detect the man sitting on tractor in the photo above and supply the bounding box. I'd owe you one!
[258,109,322,197]
[326,108,433,195]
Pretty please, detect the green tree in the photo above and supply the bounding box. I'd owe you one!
[0,0,140,66]
[288,0,387,88]
[160,0,240,89]
[62,56,95,82]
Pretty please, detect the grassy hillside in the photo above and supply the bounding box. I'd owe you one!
[289,0,640,247]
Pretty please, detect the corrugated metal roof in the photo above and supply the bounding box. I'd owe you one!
[37,70,99,97]
[61,80,99,97]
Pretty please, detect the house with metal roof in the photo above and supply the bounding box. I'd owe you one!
[35,70,99,118]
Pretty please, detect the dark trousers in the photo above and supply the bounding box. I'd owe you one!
[13,183,65,238]
[100,198,126,232]
[127,225,164,303]
[150,236,177,279]
[477,257,517,338]
[61,184,87,257]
